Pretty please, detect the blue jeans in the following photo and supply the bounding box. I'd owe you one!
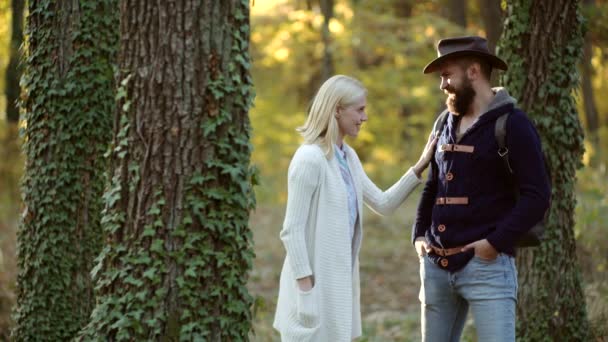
[418,253,518,342]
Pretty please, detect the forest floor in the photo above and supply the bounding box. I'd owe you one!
[247,184,608,341]
[249,197,476,341]
[1,153,606,340]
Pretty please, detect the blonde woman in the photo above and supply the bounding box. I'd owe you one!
[273,75,437,341]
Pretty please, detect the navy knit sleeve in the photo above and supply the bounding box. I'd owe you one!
[411,157,438,244]
[486,111,551,252]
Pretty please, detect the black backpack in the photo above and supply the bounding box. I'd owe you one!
[432,109,549,247]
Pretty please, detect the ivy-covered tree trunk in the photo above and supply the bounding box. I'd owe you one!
[12,0,117,340]
[498,1,591,341]
[78,0,256,340]
[4,0,25,123]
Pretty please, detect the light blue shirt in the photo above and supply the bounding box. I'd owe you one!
[334,144,358,241]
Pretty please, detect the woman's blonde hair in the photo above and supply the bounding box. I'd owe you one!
[297,75,367,158]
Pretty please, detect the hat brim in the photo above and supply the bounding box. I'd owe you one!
[423,50,508,74]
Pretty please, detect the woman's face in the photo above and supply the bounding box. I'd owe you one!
[337,96,367,139]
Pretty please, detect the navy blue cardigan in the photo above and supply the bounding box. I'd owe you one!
[412,103,551,271]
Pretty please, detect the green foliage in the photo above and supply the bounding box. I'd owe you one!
[0,0,11,116]
[499,1,590,341]
[574,165,608,339]
[250,0,467,203]
[78,0,256,340]
[11,0,118,340]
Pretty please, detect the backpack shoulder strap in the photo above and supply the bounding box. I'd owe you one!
[495,112,513,174]
[433,109,450,136]
[428,109,449,179]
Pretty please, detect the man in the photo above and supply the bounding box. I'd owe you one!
[412,36,551,341]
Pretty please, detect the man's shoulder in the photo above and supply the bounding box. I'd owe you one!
[505,108,537,129]
[503,108,544,146]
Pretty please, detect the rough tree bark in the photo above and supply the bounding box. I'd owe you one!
[78,1,256,340]
[12,0,117,340]
[499,1,591,340]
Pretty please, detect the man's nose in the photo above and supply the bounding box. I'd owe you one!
[440,78,448,91]
[362,112,368,122]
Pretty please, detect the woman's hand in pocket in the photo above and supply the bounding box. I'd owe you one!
[296,276,319,327]
[297,275,314,292]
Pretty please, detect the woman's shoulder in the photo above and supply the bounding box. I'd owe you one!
[292,144,326,164]
[288,144,327,179]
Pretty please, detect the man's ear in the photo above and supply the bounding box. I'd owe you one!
[467,62,481,80]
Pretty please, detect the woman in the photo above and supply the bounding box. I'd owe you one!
[273,75,437,341]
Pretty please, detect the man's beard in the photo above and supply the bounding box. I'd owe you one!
[445,77,476,116]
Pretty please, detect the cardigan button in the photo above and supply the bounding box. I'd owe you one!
[446,172,454,181]
[438,224,446,232]
[440,258,449,267]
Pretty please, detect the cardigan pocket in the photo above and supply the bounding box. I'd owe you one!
[296,286,320,328]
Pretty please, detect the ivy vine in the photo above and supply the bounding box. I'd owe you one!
[498,1,590,341]
[78,1,257,340]
[12,0,118,341]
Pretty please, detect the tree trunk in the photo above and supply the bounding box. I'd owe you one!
[499,1,591,340]
[393,0,413,18]
[320,0,335,82]
[479,0,502,54]
[12,0,117,340]
[444,0,467,28]
[4,0,25,123]
[581,0,599,147]
[78,1,256,340]
[479,0,503,85]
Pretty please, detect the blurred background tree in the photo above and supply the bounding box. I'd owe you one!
[3,0,23,124]
[0,0,606,339]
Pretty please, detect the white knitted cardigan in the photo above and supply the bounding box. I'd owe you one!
[273,143,421,341]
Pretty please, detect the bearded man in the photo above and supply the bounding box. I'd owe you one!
[412,36,551,342]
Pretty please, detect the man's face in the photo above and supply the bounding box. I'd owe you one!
[439,62,476,116]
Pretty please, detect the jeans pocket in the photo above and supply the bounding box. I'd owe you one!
[296,287,319,327]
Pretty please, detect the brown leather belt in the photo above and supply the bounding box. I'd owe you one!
[436,197,469,205]
[430,245,465,257]
[440,144,475,153]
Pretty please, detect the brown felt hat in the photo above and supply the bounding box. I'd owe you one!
[423,36,508,74]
